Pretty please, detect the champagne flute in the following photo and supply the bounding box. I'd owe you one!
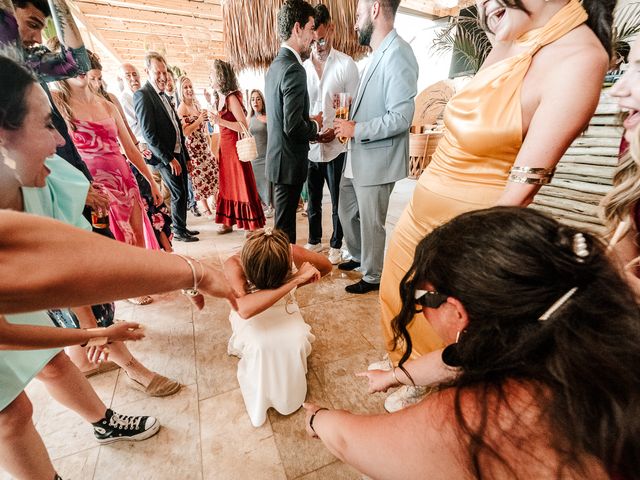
[335,93,351,144]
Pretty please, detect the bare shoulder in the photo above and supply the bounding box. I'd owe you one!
[102,98,120,118]
[533,25,608,80]
[427,381,610,479]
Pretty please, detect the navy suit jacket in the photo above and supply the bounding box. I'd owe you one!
[133,81,189,167]
[265,47,318,185]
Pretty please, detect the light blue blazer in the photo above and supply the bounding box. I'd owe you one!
[349,30,419,187]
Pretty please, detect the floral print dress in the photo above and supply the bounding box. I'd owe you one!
[183,113,219,202]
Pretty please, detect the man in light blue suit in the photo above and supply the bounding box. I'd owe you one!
[335,0,418,294]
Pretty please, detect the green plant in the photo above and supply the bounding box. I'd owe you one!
[431,9,491,76]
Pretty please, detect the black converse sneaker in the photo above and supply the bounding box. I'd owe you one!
[92,409,160,444]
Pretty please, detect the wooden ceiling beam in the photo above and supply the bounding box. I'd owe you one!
[75,1,222,25]
[83,12,222,34]
[89,20,223,41]
[75,0,222,19]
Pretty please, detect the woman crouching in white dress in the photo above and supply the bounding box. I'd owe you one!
[224,228,332,426]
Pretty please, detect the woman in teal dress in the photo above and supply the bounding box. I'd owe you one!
[0,55,161,480]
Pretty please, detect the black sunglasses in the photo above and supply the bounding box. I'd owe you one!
[415,289,448,309]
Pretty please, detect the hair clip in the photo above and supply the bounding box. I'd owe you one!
[263,227,273,236]
[539,287,578,322]
[572,233,589,261]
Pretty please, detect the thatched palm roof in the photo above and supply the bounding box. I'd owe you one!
[69,0,475,89]
[223,0,368,71]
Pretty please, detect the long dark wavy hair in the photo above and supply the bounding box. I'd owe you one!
[211,59,239,96]
[392,207,640,479]
[479,0,615,57]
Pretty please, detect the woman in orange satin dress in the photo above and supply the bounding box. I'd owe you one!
[376,0,613,410]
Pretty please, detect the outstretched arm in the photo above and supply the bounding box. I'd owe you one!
[48,0,83,50]
[0,314,144,350]
[0,210,237,312]
[357,348,458,394]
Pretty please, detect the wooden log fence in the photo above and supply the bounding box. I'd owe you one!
[531,91,623,235]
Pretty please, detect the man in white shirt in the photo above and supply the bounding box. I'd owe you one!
[303,4,359,265]
[117,63,144,144]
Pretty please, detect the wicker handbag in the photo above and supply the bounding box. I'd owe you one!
[236,122,257,162]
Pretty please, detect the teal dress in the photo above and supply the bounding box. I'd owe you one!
[0,155,91,411]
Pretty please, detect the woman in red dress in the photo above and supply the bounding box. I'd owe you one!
[209,60,265,234]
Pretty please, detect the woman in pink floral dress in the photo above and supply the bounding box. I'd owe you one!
[52,74,162,249]
[177,75,219,218]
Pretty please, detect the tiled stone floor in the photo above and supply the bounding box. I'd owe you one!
[3,179,416,480]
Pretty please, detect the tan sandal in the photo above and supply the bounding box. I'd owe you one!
[127,296,153,305]
[216,225,233,235]
[83,361,120,378]
[125,372,182,397]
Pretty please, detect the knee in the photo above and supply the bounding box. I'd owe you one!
[37,352,74,381]
[0,393,34,435]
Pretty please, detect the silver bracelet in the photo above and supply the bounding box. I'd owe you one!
[173,254,202,297]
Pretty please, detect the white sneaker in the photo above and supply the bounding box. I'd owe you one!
[328,248,342,265]
[341,248,351,261]
[368,353,392,371]
[304,243,323,253]
[264,206,274,218]
[384,385,431,413]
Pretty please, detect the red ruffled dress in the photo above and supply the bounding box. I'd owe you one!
[215,91,265,230]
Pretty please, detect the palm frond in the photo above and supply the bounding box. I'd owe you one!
[612,2,640,53]
[431,11,491,75]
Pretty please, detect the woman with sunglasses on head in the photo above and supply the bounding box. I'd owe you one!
[376,0,615,410]
[304,206,640,480]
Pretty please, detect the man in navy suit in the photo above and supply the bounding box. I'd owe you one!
[265,0,323,243]
[134,52,198,242]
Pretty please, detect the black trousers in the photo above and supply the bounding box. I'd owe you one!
[273,182,303,243]
[153,153,189,235]
[307,153,345,248]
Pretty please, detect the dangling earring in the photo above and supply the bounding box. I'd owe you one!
[442,330,465,368]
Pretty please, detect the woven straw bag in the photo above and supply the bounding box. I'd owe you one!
[236,122,257,162]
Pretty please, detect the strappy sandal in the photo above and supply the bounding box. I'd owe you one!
[125,372,182,397]
[127,296,153,305]
[217,225,233,235]
[83,361,120,378]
